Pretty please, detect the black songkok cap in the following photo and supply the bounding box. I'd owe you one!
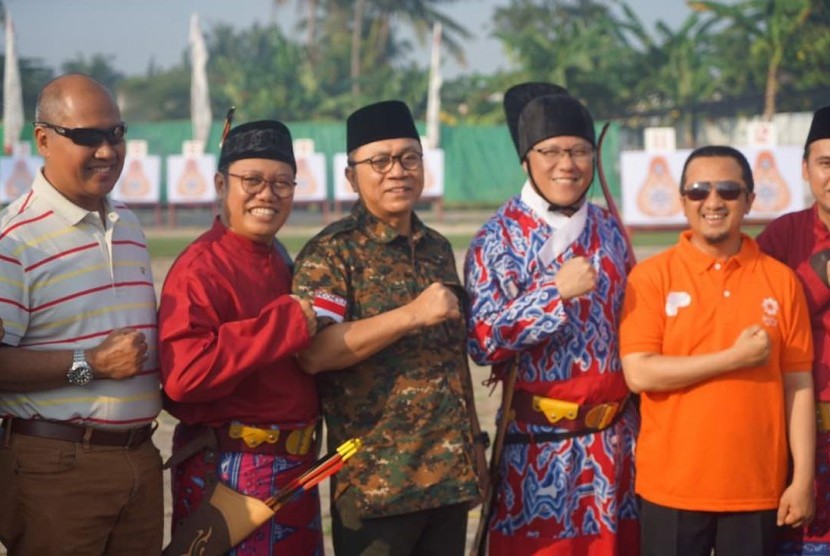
[805,106,830,150]
[503,82,569,159]
[346,100,420,153]
[218,120,296,173]
[517,94,596,160]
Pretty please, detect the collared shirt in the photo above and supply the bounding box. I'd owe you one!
[620,231,813,511]
[292,201,481,519]
[0,171,161,428]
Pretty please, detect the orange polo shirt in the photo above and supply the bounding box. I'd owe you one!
[620,232,813,512]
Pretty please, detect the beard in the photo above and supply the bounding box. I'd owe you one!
[702,230,730,245]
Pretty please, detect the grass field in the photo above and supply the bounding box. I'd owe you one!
[146,225,767,260]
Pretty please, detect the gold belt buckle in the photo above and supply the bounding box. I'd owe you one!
[285,424,316,456]
[532,395,579,425]
[817,403,830,433]
[228,422,280,448]
[584,402,620,430]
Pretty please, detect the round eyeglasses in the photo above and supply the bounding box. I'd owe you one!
[348,151,424,173]
[227,173,297,199]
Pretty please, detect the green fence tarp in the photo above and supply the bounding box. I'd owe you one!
[6,120,621,207]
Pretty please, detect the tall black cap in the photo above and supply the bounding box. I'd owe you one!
[517,94,596,160]
[503,82,569,159]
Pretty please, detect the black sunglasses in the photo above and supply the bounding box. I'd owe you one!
[681,180,747,202]
[35,121,127,147]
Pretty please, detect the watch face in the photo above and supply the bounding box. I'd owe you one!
[67,364,93,386]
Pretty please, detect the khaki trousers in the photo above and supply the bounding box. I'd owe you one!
[0,431,163,555]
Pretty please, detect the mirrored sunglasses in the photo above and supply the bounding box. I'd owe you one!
[682,180,747,202]
[35,121,127,147]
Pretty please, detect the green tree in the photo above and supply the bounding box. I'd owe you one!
[118,67,191,121]
[207,23,319,121]
[272,0,321,61]
[777,1,830,111]
[441,73,515,125]
[617,7,721,145]
[320,0,470,97]
[689,0,812,120]
[61,53,125,94]
[492,0,646,119]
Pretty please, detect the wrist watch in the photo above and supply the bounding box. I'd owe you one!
[66,349,93,386]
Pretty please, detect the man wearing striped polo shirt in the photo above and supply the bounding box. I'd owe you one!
[0,74,161,555]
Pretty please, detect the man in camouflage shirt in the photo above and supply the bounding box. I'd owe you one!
[293,100,487,555]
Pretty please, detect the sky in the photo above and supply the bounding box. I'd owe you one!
[5,0,695,79]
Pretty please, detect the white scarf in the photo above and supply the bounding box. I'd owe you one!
[520,180,588,268]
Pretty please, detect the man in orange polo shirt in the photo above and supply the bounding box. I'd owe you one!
[620,145,815,556]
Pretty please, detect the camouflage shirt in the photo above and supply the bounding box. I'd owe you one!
[293,202,482,518]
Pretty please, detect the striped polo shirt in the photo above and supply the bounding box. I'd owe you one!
[0,171,161,428]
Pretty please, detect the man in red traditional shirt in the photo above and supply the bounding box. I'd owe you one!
[158,119,320,554]
[757,105,830,554]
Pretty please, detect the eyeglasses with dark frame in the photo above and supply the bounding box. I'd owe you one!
[531,145,594,164]
[681,180,748,202]
[348,151,424,174]
[227,173,297,199]
[34,121,127,148]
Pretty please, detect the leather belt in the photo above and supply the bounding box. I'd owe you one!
[511,390,629,432]
[213,422,316,457]
[5,417,154,448]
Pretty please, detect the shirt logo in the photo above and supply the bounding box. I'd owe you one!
[665,291,691,317]
[313,291,348,323]
[762,297,779,327]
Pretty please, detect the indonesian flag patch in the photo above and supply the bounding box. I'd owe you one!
[313,291,348,323]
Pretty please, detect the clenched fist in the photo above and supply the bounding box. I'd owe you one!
[405,282,462,328]
[731,324,770,368]
[555,256,597,300]
[87,328,149,380]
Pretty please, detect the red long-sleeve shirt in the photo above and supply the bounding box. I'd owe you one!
[159,218,317,426]
[758,204,830,401]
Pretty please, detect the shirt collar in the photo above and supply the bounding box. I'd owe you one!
[811,204,830,241]
[677,229,759,273]
[212,216,275,256]
[33,169,115,227]
[351,201,426,244]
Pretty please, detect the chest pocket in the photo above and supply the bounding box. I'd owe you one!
[350,263,415,319]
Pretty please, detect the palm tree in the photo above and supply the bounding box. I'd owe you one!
[688,0,812,120]
[336,0,471,97]
[492,0,647,118]
[617,5,722,146]
[272,0,321,60]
